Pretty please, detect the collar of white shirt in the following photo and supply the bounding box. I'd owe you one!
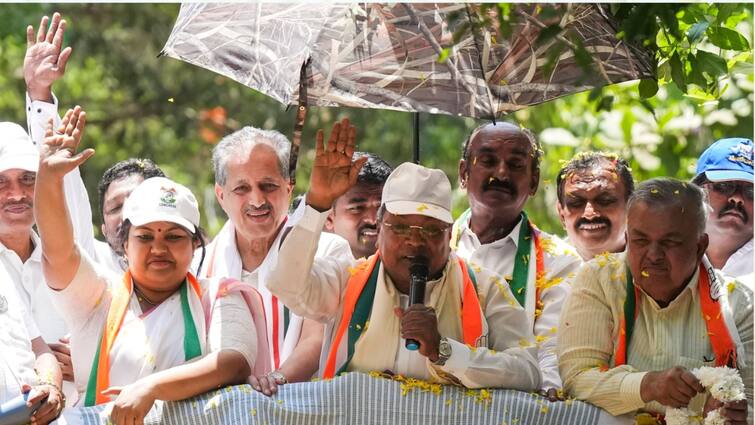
[460,213,524,251]
[0,230,42,264]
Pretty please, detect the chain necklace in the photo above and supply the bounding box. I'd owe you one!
[133,284,159,307]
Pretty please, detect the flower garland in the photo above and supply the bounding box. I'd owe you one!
[664,367,746,425]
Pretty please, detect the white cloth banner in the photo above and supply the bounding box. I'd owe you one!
[55,372,632,425]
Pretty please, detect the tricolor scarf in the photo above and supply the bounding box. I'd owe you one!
[322,252,484,379]
[451,210,544,309]
[615,262,740,368]
[84,271,204,406]
[84,272,272,407]
[202,219,298,370]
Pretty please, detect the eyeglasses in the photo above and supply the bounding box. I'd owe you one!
[707,181,754,201]
[381,222,450,240]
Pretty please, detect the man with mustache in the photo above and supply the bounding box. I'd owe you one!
[201,121,353,395]
[325,152,392,259]
[93,159,166,273]
[556,152,635,260]
[453,122,581,400]
[559,178,752,423]
[692,138,753,286]
[265,135,540,389]
[17,12,102,405]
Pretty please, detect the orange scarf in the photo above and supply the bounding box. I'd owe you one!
[84,271,202,406]
[615,264,737,367]
[322,252,483,378]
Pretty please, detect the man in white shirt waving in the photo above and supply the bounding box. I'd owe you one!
[265,125,540,390]
[453,122,581,399]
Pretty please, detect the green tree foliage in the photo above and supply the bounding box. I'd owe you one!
[0,4,751,238]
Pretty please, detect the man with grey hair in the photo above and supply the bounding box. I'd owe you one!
[559,178,752,423]
[197,119,354,395]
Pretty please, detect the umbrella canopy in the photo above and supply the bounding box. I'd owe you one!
[161,3,653,119]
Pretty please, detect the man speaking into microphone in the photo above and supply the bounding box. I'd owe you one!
[264,124,539,390]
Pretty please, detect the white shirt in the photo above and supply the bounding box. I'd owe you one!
[454,215,582,390]
[20,93,98,342]
[722,238,754,287]
[265,205,541,390]
[94,239,127,275]
[0,264,39,404]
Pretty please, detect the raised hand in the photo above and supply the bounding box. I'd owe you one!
[40,106,94,178]
[24,12,72,102]
[306,118,368,211]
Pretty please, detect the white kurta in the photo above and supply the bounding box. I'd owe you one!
[264,205,541,390]
[454,215,582,390]
[721,238,754,288]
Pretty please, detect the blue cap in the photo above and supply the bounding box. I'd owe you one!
[694,138,753,183]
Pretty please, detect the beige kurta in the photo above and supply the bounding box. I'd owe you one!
[558,252,753,416]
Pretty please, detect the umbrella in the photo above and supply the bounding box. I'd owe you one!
[160,3,653,177]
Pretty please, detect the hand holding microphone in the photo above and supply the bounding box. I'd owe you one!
[405,258,429,351]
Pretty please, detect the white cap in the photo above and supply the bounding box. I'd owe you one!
[123,177,200,232]
[0,122,39,173]
[382,162,453,224]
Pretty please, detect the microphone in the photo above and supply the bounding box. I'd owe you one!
[405,257,429,351]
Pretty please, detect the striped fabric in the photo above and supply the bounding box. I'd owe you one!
[58,373,631,425]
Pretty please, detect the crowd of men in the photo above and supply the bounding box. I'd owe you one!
[0,11,752,425]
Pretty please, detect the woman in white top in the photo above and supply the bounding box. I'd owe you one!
[34,106,261,424]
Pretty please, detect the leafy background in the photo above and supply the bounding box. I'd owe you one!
[0,3,751,238]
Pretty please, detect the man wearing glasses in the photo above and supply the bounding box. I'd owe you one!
[692,138,753,286]
[264,128,540,390]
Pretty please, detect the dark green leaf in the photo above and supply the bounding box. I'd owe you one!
[686,63,708,89]
[638,79,659,98]
[573,39,594,70]
[669,53,687,93]
[596,95,614,112]
[696,50,729,78]
[707,26,751,51]
[587,87,603,102]
[715,4,740,23]
[686,21,709,43]
[535,24,562,46]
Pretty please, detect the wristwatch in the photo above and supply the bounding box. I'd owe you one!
[266,369,288,385]
[433,337,452,366]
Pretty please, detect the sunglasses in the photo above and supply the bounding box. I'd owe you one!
[706,181,754,201]
[381,222,450,240]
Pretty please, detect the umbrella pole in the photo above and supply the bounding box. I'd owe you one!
[412,112,420,164]
[290,60,310,187]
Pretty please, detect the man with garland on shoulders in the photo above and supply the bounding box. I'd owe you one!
[559,178,752,424]
[453,122,582,400]
[264,127,540,390]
